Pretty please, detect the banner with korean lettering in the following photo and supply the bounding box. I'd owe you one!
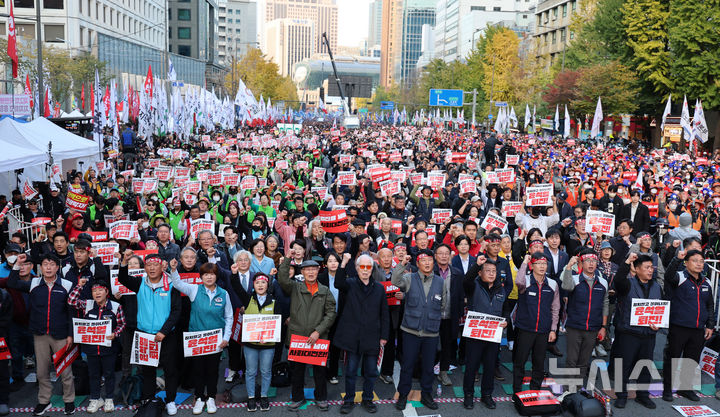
[240,176,257,191]
[65,191,90,212]
[672,405,720,417]
[379,180,401,197]
[319,210,349,233]
[0,338,11,360]
[699,347,718,377]
[459,180,477,194]
[91,242,119,265]
[183,329,223,357]
[462,311,505,343]
[431,208,453,224]
[382,281,401,306]
[586,210,616,236]
[630,299,670,328]
[495,168,516,183]
[506,154,520,165]
[241,315,282,343]
[52,343,80,375]
[110,268,144,296]
[525,184,553,206]
[502,201,523,217]
[131,331,161,366]
[110,221,139,240]
[288,334,330,366]
[337,171,357,186]
[480,212,508,232]
[73,318,112,347]
[190,219,215,239]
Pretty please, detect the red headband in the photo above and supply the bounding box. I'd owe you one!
[529,257,547,265]
[579,254,598,262]
[417,253,432,261]
[146,257,163,264]
[254,275,269,283]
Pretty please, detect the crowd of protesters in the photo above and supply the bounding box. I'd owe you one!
[1,120,720,416]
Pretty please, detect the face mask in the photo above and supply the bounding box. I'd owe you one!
[6,255,17,264]
[142,222,150,229]
[529,175,535,179]
[251,225,262,231]
[212,195,221,202]
[617,189,624,195]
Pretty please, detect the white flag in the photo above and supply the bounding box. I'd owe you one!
[563,105,571,139]
[692,99,708,143]
[590,97,603,138]
[509,106,518,128]
[92,69,103,152]
[168,57,177,82]
[681,95,692,139]
[554,104,559,133]
[524,104,531,128]
[532,105,536,133]
[660,95,671,134]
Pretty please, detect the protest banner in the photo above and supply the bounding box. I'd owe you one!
[431,208,453,224]
[240,175,258,191]
[190,219,215,239]
[485,171,499,184]
[502,201,523,217]
[22,179,38,200]
[368,166,391,183]
[174,166,190,177]
[241,315,282,343]
[514,391,561,407]
[525,184,554,206]
[337,171,357,186]
[699,347,718,377]
[110,268,144,296]
[495,168,516,183]
[382,282,401,306]
[183,329,223,357]
[52,343,79,375]
[230,308,243,342]
[312,167,326,180]
[104,214,129,226]
[91,242,119,265]
[187,180,202,194]
[459,180,477,194]
[207,171,223,186]
[319,210,349,233]
[0,338,11,360]
[288,334,330,366]
[672,405,720,417]
[506,154,520,165]
[275,159,289,170]
[462,311,506,343]
[379,180,401,197]
[31,217,52,226]
[427,172,446,190]
[131,331,161,366]
[109,220,139,240]
[586,210,616,236]
[73,318,112,347]
[296,161,309,170]
[391,170,407,182]
[630,299,670,328]
[65,191,90,212]
[311,186,328,200]
[222,173,240,187]
[480,211,508,232]
[154,167,171,181]
[410,173,423,184]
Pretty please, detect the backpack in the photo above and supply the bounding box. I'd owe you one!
[133,398,164,417]
[120,375,144,406]
[271,361,291,388]
[561,390,608,417]
[72,360,90,396]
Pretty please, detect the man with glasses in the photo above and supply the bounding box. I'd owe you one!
[561,249,609,386]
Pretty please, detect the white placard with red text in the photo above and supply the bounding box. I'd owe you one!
[630,299,670,328]
[241,315,282,343]
[183,328,223,357]
[73,318,112,347]
[672,405,720,417]
[109,221,140,240]
[110,269,145,296]
[502,201,523,217]
[431,208,453,224]
[586,210,616,236]
[525,184,553,207]
[699,347,718,377]
[480,211,508,232]
[190,219,215,239]
[91,242,119,265]
[462,311,505,343]
[130,331,161,366]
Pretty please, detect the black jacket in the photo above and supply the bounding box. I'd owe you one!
[619,203,651,233]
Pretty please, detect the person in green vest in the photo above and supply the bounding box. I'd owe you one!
[86,195,111,231]
[167,199,187,242]
[228,267,279,412]
[251,194,276,218]
[169,260,232,415]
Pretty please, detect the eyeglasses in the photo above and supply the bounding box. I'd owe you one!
[357,264,373,270]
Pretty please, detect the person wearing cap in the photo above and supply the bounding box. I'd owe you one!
[60,239,109,301]
[278,257,337,412]
[561,249,609,385]
[56,212,87,242]
[662,249,715,403]
[512,252,560,393]
[169,260,232,415]
[629,231,665,288]
[21,198,46,223]
[384,194,411,223]
[8,253,76,416]
[392,249,448,411]
[0,243,22,279]
[67,278,125,413]
[38,181,66,220]
[409,183,444,223]
[117,250,182,415]
[618,189,651,233]
[611,253,662,409]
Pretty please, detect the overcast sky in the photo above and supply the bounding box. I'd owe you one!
[337,0,371,47]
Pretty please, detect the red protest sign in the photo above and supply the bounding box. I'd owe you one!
[65,191,90,212]
[110,269,143,296]
[506,155,520,165]
[379,180,401,197]
[31,217,52,226]
[288,334,330,366]
[699,347,718,377]
[52,343,79,375]
[585,210,615,236]
[240,176,258,191]
[91,242,119,265]
[459,180,477,194]
[0,338,12,360]
[207,171,223,186]
[480,212,508,232]
[630,299,669,328]
[515,390,561,407]
[109,221,139,240]
[190,219,214,239]
[525,184,553,206]
[319,210,349,233]
[131,331,161,366]
[368,166,391,183]
[133,249,159,261]
[382,281,401,306]
[337,171,357,186]
[431,208,453,224]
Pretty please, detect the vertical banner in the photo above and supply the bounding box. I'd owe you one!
[130,331,161,366]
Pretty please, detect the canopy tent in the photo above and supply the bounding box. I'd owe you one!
[0,117,100,195]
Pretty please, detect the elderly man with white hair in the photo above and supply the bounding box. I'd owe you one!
[224,250,253,383]
[332,253,390,414]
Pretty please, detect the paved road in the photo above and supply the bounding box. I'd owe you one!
[7,330,720,416]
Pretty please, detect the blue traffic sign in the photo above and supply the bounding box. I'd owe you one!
[494,101,508,107]
[429,89,464,107]
[380,101,395,110]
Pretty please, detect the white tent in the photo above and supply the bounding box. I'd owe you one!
[0,117,100,195]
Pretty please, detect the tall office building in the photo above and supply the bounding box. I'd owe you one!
[380,0,402,87]
[168,0,219,63]
[259,0,337,56]
[265,18,316,77]
[398,0,435,82]
[218,0,258,67]
[368,0,383,48]
[533,0,577,68]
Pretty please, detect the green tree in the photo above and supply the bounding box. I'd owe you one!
[571,61,639,115]
[623,0,672,95]
[225,48,298,103]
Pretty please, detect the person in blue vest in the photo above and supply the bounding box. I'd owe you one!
[512,252,560,393]
[462,257,510,410]
[662,249,715,403]
[117,250,182,416]
[611,252,662,409]
[168,260,232,415]
[561,249,609,385]
[67,279,126,413]
[392,249,448,411]
[121,124,137,169]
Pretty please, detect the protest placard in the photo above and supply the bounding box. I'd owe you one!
[52,343,79,375]
[183,329,223,357]
[630,299,670,328]
[319,210,349,233]
[427,172,446,190]
[382,282,401,306]
[506,154,520,165]
[495,168,516,183]
[73,318,112,347]
[65,191,90,212]
[525,184,554,206]
[480,211,508,232]
[131,331,161,366]
[502,201,523,217]
[190,219,215,239]
[91,242,119,265]
[459,180,477,194]
[241,315,282,343]
[462,311,506,343]
[699,347,718,377]
[110,268,144,296]
[586,210,616,236]
[337,171,357,186]
[672,405,720,417]
[379,180,401,197]
[109,221,139,240]
[288,334,330,366]
[431,208,453,224]
[222,173,240,187]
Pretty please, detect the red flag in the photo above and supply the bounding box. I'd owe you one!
[24,74,33,107]
[80,84,85,110]
[144,65,153,99]
[43,88,50,118]
[7,1,17,78]
[103,86,110,116]
[90,83,94,113]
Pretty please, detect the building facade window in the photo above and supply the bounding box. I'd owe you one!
[178,45,191,55]
[178,9,190,20]
[178,27,191,39]
[43,0,63,9]
[562,4,567,17]
[44,24,64,41]
[493,6,500,11]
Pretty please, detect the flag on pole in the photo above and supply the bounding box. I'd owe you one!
[7,1,18,78]
[524,104,531,128]
[563,105,570,139]
[81,84,85,110]
[43,87,50,118]
[24,74,33,108]
[93,69,104,152]
[509,106,517,128]
[144,65,154,99]
[634,167,643,190]
[660,95,671,134]
[680,95,692,139]
[532,105,536,133]
[692,99,708,143]
[168,58,177,82]
[590,97,603,138]
[554,104,559,133]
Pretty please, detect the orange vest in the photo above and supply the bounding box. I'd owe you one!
[565,188,579,207]
[667,209,702,231]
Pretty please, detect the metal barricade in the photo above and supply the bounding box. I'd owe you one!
[707,260,720,329]
[6,206,42,244]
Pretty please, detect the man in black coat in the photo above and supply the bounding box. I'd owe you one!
[433,244,465,386]
[332,254,389,414]
[618,190,650,233]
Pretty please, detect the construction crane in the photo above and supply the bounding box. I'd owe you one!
[321,32,360,129]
